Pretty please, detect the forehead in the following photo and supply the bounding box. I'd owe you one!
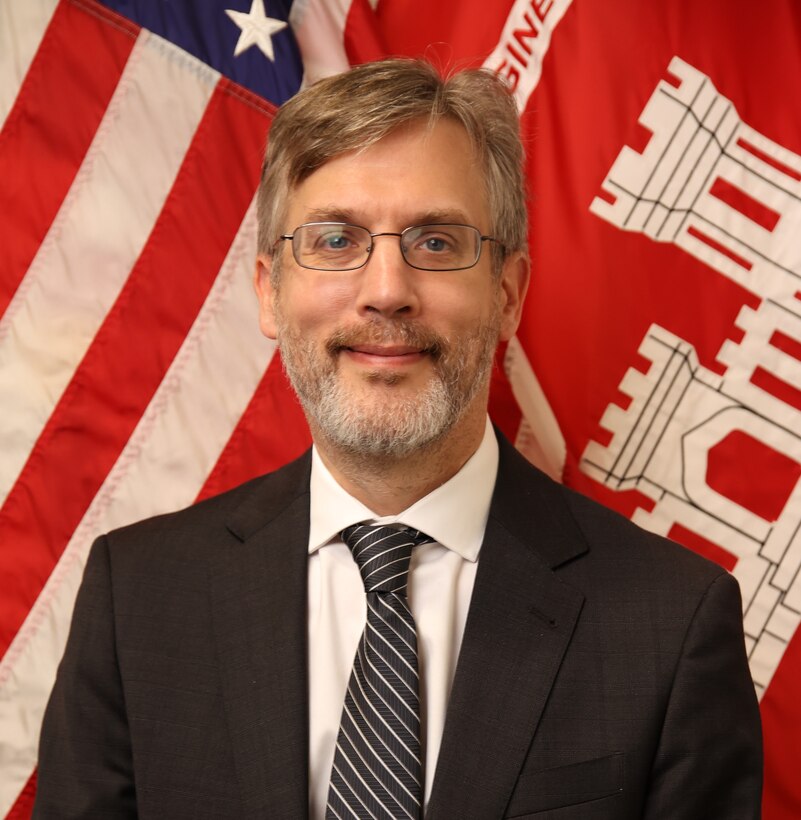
[286,119,490,229]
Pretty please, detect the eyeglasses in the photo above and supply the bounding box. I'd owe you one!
[277,222,500,272]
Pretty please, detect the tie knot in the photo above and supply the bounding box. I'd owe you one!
[341,523,434,594]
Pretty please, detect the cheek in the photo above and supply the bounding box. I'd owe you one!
[279,275,354,330]
[428,281,498,332]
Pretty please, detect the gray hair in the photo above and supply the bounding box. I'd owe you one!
[257,58,527,276]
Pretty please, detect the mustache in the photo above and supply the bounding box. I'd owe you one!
[325,321,446,359]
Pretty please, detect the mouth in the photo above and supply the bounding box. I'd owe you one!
[327,324,443,367]
[347,343,426,356]
[341,343,429,368]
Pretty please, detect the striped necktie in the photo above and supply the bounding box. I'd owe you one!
[326,523,435,820]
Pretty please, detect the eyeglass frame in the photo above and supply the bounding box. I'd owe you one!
[276,221,502,272]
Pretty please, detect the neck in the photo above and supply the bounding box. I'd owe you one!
[312,411,487,516]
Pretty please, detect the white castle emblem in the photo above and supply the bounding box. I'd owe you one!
[586,56,801,697]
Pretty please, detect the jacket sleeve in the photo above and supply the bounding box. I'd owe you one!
[33,535,137,819]
[642,570,763,819]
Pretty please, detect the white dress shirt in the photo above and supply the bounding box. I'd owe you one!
[307,418,499,818]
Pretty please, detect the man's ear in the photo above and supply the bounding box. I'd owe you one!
[498,252,530,342]
[254,253,278,340]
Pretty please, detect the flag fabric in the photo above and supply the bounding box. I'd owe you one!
[1,1,799,817]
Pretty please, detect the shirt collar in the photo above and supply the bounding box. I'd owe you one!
[308,417,499,562]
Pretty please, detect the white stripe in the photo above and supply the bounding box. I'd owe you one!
[352,644,419,759]
[0,29,219,506]
[356,657,418,733]
[353,634,419,729]
[361,545,409,570]
[352,529,405,558]
[359,546,411,573]
[505,335,567,482]
[289,0,349,86]
[0,0,58,129]
[381,593,415,626]
[327,776,365,820]
[332,758,389,820]
[325,784,350,820]
[358,646,419,729]
[0,200,275,815]
[365,565,411,590]
[335,734,396,819]
[364,630,418,698]
[361,638,417,716]
[365,610,418,682]
[363,630,418,702]
[390,592,414,621]
[372,597,416,650]
[357,630,419,715]
[341,698,420,806]
[337,723,416,815]
[482,0,574,112]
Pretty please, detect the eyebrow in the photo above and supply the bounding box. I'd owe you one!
[304,207,355,224]
[301,207,476,228]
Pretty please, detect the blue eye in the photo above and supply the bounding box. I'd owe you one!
[323,233,350,250]
[413,231,457,255]
[423,236,448,252]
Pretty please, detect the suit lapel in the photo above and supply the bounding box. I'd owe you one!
[210,453,312,819]
[427,437,588,819]
[205,437,590,817]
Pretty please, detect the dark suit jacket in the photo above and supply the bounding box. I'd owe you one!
[35,434,762,818]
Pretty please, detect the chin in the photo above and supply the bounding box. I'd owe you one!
[308,380,459,460]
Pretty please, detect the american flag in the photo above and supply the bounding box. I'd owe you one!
[2,1,800,817]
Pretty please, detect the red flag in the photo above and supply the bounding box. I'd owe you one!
[1,1,799,817]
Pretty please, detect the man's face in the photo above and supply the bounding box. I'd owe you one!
[255,118,528,460]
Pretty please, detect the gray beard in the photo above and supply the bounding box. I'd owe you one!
[275,314,500,461]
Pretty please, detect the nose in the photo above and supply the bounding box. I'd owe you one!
[355,234,419,319]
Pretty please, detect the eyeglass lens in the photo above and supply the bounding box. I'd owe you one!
[291,223,481,271]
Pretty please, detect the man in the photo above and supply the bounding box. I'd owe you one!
[35,59,762,819]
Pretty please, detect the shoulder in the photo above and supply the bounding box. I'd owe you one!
[100,449,312,562]
[492,432,728,592]
[562,481,728,591]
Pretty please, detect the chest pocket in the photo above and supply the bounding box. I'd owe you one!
[504,751,624,817]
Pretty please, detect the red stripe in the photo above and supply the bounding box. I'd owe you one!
[709,177,780,232]
[769,330,801,363]
[667,523,738,573]
[762,627,801,819]
[197,352,311,501]
[751,365,801,414]
[0,0,137,321]
[0,80,271,659]
[344,0,388,65]
[737,137,801,183]
[5,769,36,820]
[686,225,753,271]
[487,343,523,442]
